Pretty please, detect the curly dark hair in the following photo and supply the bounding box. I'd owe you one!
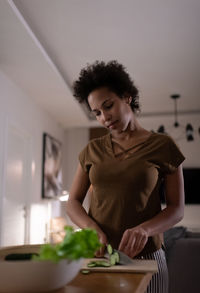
[73,60,140,113]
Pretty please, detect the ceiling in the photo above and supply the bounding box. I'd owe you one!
[0,0,200,129]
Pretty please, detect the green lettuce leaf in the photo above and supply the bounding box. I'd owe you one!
[33,226,101,262]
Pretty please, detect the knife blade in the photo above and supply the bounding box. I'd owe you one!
[114,249,135,265]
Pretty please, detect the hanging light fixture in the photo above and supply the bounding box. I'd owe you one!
[171,94,180,127]
[186,123,194,141]
[157,125,165,134]
[157,94,200,141]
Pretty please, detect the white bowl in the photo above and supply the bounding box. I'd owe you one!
[0,245,83,293]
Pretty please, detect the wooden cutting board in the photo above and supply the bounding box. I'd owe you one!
[81,258,158,273]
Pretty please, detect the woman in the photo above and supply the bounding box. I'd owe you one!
[66,60,185,293]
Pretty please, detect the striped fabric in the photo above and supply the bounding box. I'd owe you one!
[138,248,169,293]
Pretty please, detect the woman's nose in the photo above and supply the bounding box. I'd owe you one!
[101,111,111,122]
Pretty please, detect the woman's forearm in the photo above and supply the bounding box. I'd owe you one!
[118,204,184,258]
[66,199,108,256]
[140,204,184,237]
[66,199,102,233]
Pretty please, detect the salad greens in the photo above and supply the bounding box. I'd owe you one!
[33,226,102,262]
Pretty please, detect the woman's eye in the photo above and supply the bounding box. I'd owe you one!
[93,111,100,117]
[92,102,113,117]
[105,103,113,109]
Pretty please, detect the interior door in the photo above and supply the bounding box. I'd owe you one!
[1,123,31,246]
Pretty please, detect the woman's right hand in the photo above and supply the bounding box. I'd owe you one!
[95,230,108,257]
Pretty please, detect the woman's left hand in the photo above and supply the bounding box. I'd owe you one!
[118,226,148,258]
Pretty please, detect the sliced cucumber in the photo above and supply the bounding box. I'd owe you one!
[106,244,120,266]
[107,244,113,255]
[87,260,111,268]
[113,251,120,264]
[110,254,116,266]
[87,244,119,269]
[81,269,90,274]
[87,261,97,267]
[95,260,111,267]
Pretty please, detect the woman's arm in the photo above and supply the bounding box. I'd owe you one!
[66,163,108,255]
[141,164,185,235]
[119,164,185,257]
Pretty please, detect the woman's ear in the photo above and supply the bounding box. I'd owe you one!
[124,95,132,105]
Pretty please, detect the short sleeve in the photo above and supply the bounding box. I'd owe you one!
[162,135,185,174]
[78,145,91,173]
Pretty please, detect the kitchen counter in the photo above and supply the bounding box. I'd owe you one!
[53,271,154,293]
[0,245,157,293]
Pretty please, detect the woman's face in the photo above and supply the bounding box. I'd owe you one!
[88,87,133,132]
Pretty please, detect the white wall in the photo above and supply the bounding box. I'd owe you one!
[62,128,89,191]
[62,128,89,228]
[0,70,66,244]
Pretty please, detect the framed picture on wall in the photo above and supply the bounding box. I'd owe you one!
[42,133,63,199]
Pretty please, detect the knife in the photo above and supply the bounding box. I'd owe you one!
[105,249,134,265]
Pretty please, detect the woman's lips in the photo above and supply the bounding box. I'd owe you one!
[107,121,118,129]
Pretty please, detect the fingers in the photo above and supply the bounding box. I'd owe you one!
[95,243,106,257]
[134,233,148,254]
[118,227,148,258]
[118,229,130,251]
[95,231,108,257]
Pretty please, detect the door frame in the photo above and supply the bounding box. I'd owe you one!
[0,117,31,245]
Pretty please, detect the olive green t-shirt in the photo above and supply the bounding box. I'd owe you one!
[79,132,185,256]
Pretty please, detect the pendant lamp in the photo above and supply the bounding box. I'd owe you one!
[157,94,199,141]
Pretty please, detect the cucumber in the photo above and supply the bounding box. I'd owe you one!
[106,244,120,265]
[113,251,120,264]
[95,260,111,267]
[81,270,90,274]
[5,253,38,261]
[87,261,97,267]
[87,244,119,269]
[107,244,113,255]
[87,260,111,268]
[110,254,116,266]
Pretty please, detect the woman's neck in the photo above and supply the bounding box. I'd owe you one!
[111,118,144,141]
